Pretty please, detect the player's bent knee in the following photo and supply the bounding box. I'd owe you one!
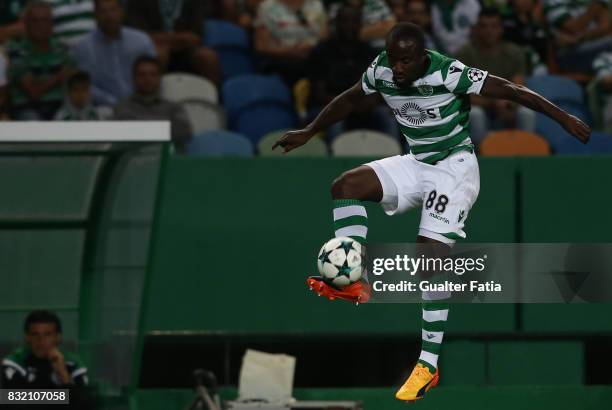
[331,170,363,199]
[331,166,383,201]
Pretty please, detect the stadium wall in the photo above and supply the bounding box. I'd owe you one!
[135,386,612,410]
[129,157,612,397]
[129,156,612,406]
[144,156,612,334]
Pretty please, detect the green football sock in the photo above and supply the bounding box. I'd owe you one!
[418,301,449,372]
[332,199,368,244]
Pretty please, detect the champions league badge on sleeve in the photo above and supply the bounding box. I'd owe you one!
[467,68,485,82]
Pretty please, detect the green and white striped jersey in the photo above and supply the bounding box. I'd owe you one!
[543,0,610,28]
[47,0,95,47]
[362,49,488,164]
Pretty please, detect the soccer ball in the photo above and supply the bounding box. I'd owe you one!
[317,237,363,287]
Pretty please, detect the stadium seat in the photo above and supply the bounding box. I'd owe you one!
[556,101,592,125]
[234,104,297,144]
[535,103,591,153]
[96,105,113,120]
[183,101,226,134]
[187,130,253,157]
[161,73,218,104]
[222,74,293,118]
[479,130,551,156]
[203,19,255,79]
[331,130,402,157]
[583,131,612,154]
[258,130,328,157]
[535,114,584,154]
[526,75,584,105]
[528,77,591,150]
[550,133,591,155]
[203,19,249,49]
[216,49,256,79]
[221,75,297,143]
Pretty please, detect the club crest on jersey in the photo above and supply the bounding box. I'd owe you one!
[417,83,433,96]
[398,102,428,125]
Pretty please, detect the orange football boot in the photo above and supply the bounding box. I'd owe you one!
[395,363,440,402]
[306,276,371,305]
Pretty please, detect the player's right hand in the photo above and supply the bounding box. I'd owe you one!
[561,113,591,144]
[271,128,315,153]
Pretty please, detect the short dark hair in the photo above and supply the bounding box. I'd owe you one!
[67,70,91,89]
[386,22,426,52]
[24,310,62,334]
[133,55,161,75]
[479,7,501,20]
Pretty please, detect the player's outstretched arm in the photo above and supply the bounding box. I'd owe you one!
[479,75,591,143]
[272,81,383,153]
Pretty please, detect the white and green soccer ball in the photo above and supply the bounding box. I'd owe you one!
[317,237,363,287]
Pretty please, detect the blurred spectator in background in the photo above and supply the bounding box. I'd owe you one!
[54,71,100,120]
[457,8,535,144]
[1,310,90,408]
[0,0,27,44]
[0,54,9,120]
[328,0,396,50]
[482,0,512,13]
[391,0,437,49]
[306,4,397,138]
[207,0,263,30]
[544,0,612,73]
[502,0,548,75]
[389,0,407,20]
[125,0,221,85]
[114,56,192,153]
[308,4,373,100]
[7,1,75,120]
[47,0,95,47]
[593,51,612,131]
[74,0,156,106]
[254,0,327,85]
[431,0,481,55]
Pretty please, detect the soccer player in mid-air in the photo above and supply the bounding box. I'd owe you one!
[273,23,590,402]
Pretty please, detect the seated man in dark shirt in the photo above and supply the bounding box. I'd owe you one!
[2,310,88,388]
[125,0,220,85]
[456,7,535,144]
[114,56,192,153]
[306,4,397,139]
[1,310,91,409]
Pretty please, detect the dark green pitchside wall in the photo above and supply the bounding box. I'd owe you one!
[143,157,612,334]
[136,386,612,410]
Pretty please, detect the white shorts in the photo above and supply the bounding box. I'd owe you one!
[366,150,480,244]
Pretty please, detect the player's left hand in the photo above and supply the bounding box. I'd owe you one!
[271,128,315,153]
[561,113,591,144]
